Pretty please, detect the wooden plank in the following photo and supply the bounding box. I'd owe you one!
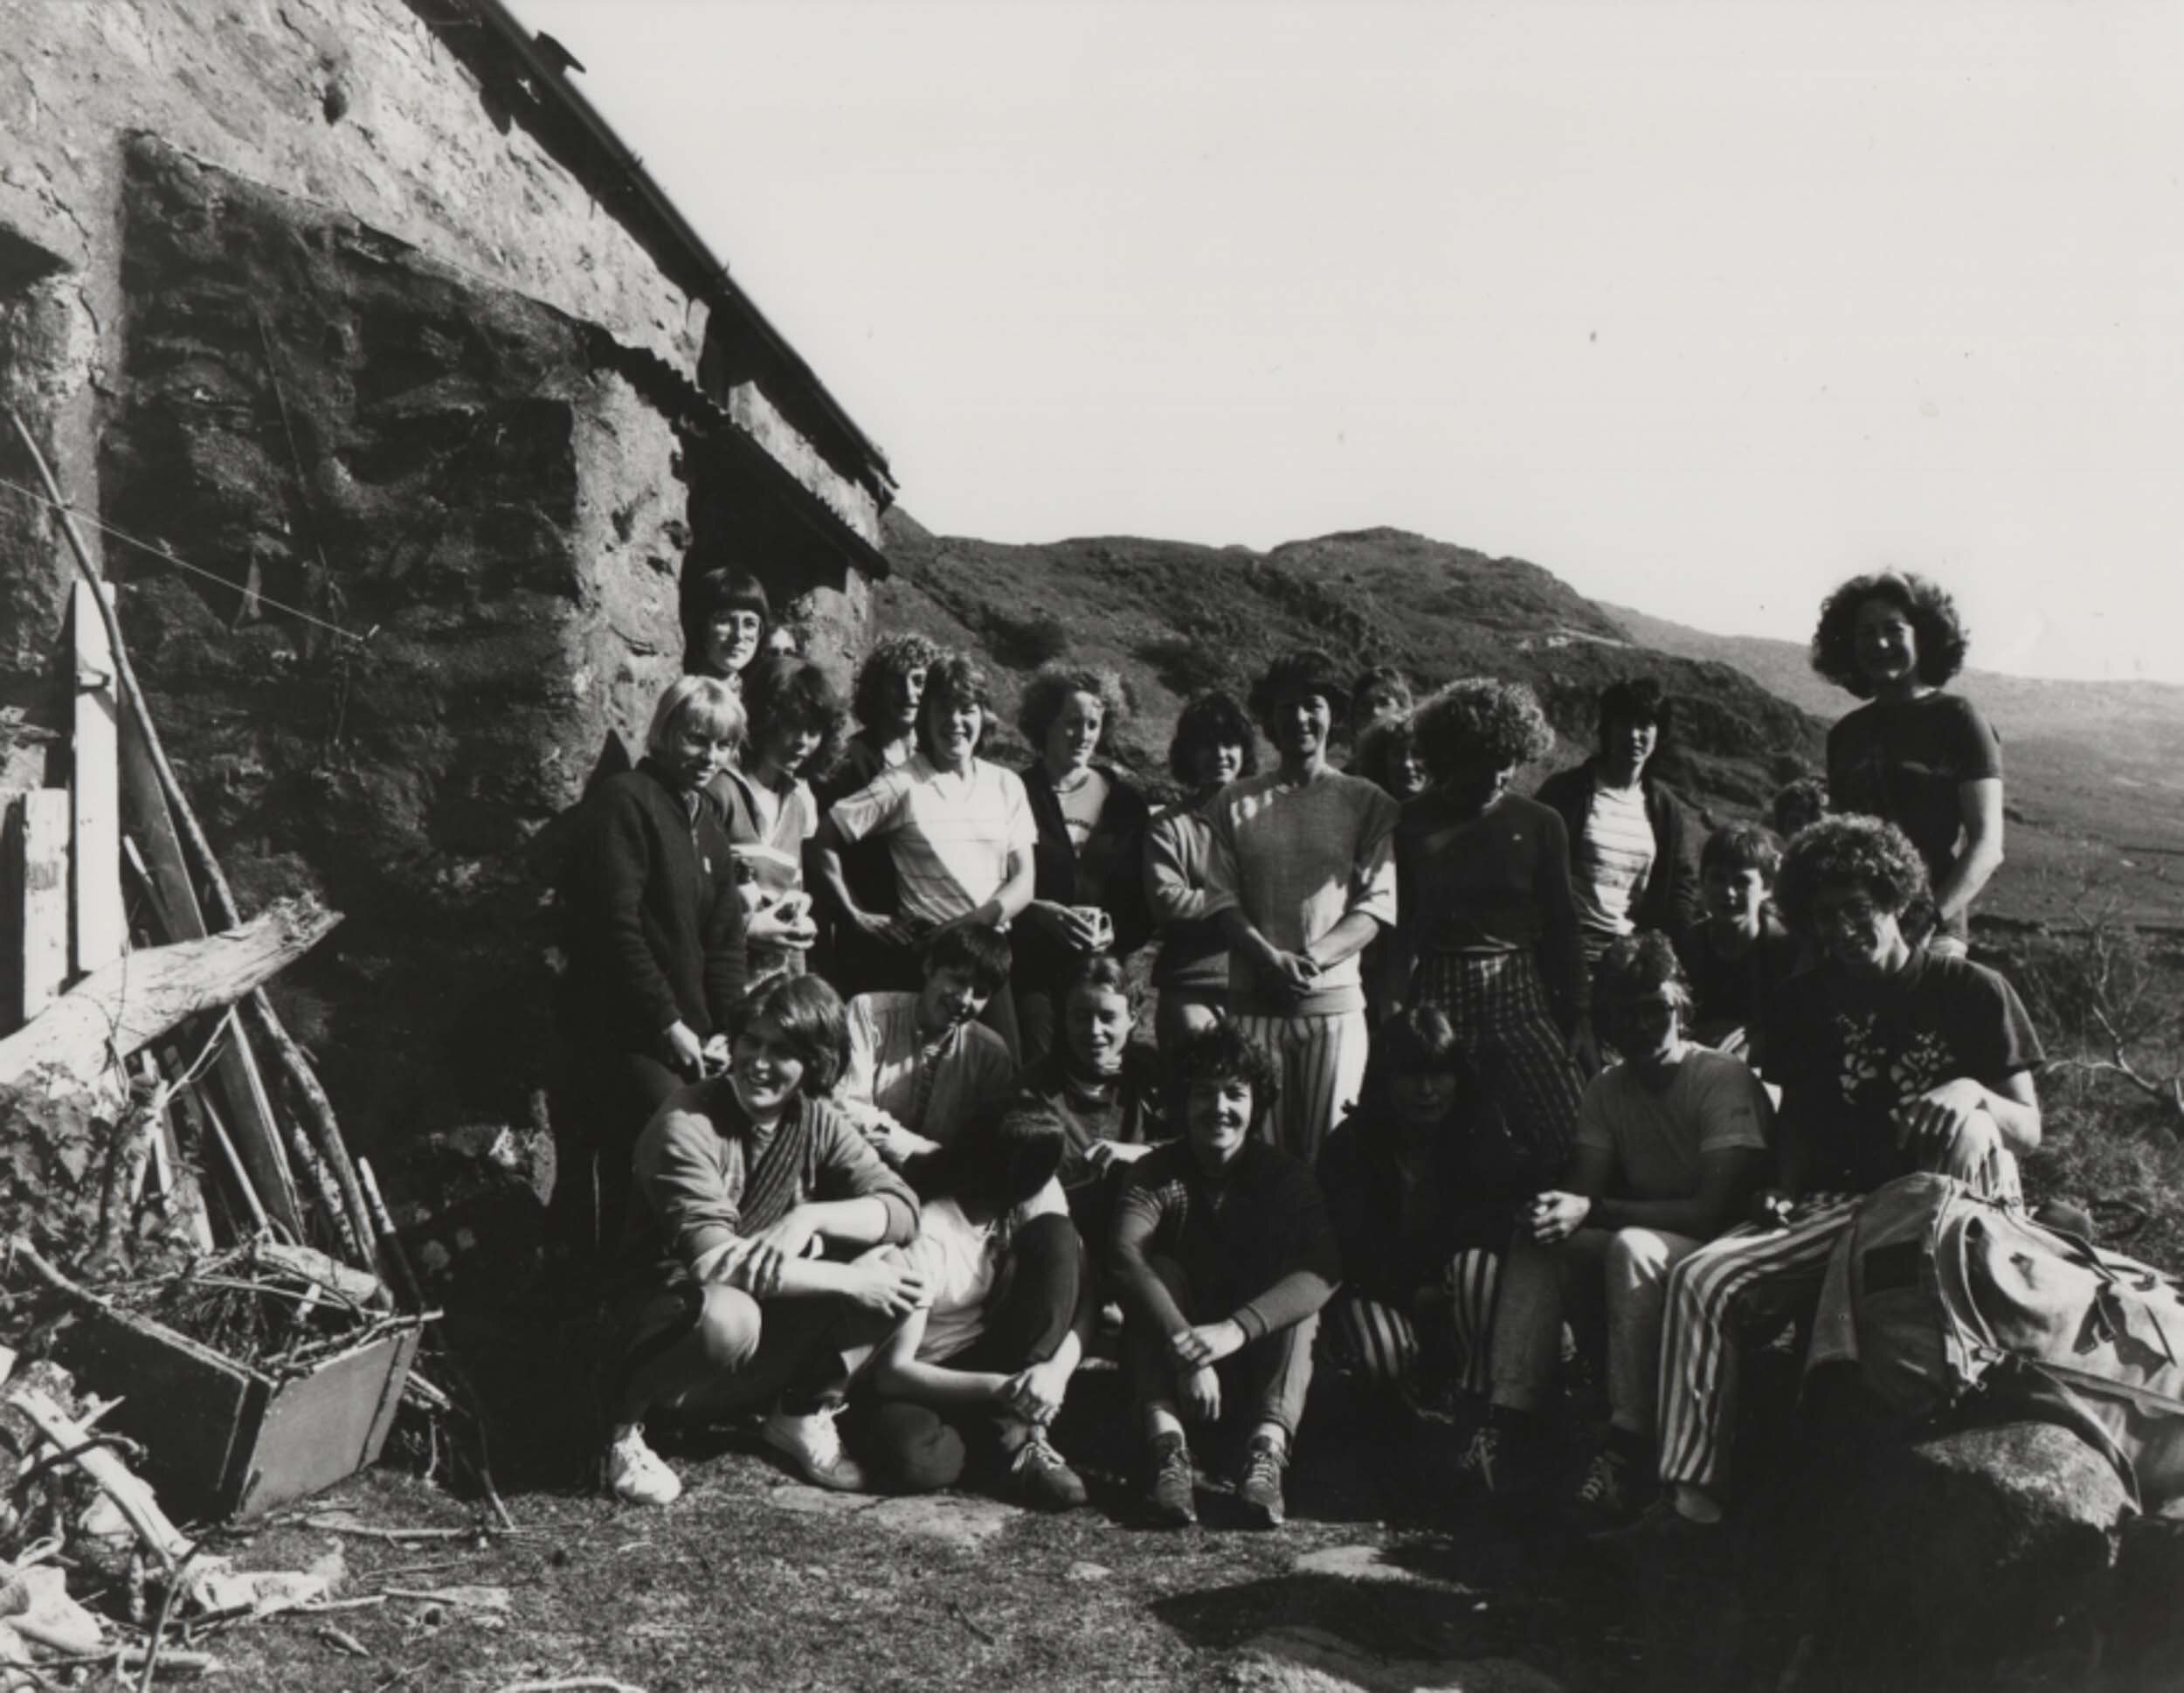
[0,895,340,1093]
[10,791,70,1026]
[71,578,124,977]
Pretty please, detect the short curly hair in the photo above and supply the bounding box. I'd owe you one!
[1016,662,1129,752]
[1167,689,1259,785]
[1353,715,1424,798]
[1163,1020,1279,1135]
[1592,931,1692,1015]
[915,655,997,760]
[742,656,847,777]
[850,633,949,736]
[1412,679,1556,782]
[1773,814,1932,937]
[1810,571,1970,698]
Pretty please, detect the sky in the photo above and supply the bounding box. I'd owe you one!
[515,0,2184,685]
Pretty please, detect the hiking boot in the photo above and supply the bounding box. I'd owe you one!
[1593,1490,1719,1553]
[604,1424,681,1507]
[1007,1427,1088,1510]
[1235,1436,1289,1530]
[762,1404,867,1491]
[1145,1432,1197,1527]
[1571,1443,1648,1524]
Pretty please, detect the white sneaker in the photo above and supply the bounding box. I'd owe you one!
[605,1424,682,1507]
[762,1404,867,1491]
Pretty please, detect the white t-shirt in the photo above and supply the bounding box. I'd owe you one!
[891,1181,1066,1363]
[1575,1047,1773,1199]
[828,754,1036,928]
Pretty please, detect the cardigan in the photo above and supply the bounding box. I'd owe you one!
[1536,759,1703,943]
[563,759,748,1052]
[1016,759,1154,991]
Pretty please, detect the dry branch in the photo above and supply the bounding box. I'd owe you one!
[0,898,338,1095]
[7,1386,193,1571]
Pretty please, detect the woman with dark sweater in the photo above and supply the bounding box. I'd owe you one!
[813,633,947,998]
[558,676,751,1267]
[1013,663,1153,1066]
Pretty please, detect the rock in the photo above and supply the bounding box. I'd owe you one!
[1065,1560,1112,1582]
[859,1494,1015,1551]
[1231,1627,1562,1693]
[1817,1420,2130,1674]
[1291,1544,1477,1592]
[2106,1508,2184,1688]
[764,1484,867,1520]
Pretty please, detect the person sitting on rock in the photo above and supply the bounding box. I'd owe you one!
[1009,953,1164,1242]
[1201,648,1400,1160]
[843,1102,1093,1509]
[1678,823,1804,1060]
[1316,1005,1507,1417]
[834,924,1019,1166]
[1112,1022,1342,1530]
[603,976,927,1508]
[1648,815,2042,1530]
[1471,934,1771,1519]
[1536,676,1702,961]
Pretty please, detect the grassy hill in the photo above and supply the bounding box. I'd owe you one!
[1605,604,2184,928]
[875,513,1824,820]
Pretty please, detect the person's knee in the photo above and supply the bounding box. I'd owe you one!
[1608,1228,1678,1287]
[693,1288,765,1372]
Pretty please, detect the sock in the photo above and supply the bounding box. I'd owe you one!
[1605,1422,1650,1462]
[1248,1421,1288,1457]
[1145,1405,1185,1447]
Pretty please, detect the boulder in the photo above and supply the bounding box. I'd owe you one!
[1814,1420,2130,1679]
[2105,1506,2184,1692]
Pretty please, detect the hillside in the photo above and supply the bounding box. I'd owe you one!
[1605,604,2184,926]
[875,514,1824,820]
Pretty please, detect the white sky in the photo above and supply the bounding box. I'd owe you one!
[516,0,2184,684]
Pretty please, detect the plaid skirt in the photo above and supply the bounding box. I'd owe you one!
[1409,948,1582,1181]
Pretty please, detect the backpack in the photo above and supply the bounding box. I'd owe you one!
[1831,1171,2184,1509]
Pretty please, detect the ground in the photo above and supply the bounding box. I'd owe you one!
[183,1355,1708,1693]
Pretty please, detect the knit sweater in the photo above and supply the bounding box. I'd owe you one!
[1143,789,1231,996]
[628,1086,919,1281]
[1110,1138,1340,1344]
[563,760,748,1052]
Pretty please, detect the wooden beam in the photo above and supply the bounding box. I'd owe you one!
[0,895,339,1095]
[71,577,124,978]
[9,790,70,1026]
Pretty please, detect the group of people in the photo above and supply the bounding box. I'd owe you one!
[557,561,2038,1539]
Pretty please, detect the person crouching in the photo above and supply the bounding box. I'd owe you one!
[1111,1023,1341,1529]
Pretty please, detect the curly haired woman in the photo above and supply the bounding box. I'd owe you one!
[1811,570,2003,957]
[1013,662,1152,1066]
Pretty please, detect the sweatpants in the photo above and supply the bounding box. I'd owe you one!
[847,1213,1087,1492]
[1489,1227,1703,1438]
[1126,1253,1317,1441]
[1656,1118,2020,1496]
[1231,1009,1371,1163]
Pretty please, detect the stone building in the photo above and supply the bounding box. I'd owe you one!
[0,0,895,1226]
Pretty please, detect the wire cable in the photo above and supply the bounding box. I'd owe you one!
[0,473,373,645]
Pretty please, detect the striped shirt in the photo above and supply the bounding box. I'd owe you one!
[827,754,1035,928]
[1572,782,1655,941]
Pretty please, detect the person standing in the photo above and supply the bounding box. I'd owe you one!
[712,655,837,996]
[1013,663,1152,1066]
[1144,690,1256,1051]
[1201,650,1400,1161]
[682,566,771,692]
[1814,571,2003,957]
[813,654,1036,1061]
[557,676,750,1264]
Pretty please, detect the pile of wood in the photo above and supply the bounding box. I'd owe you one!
[0,410,389,1284]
